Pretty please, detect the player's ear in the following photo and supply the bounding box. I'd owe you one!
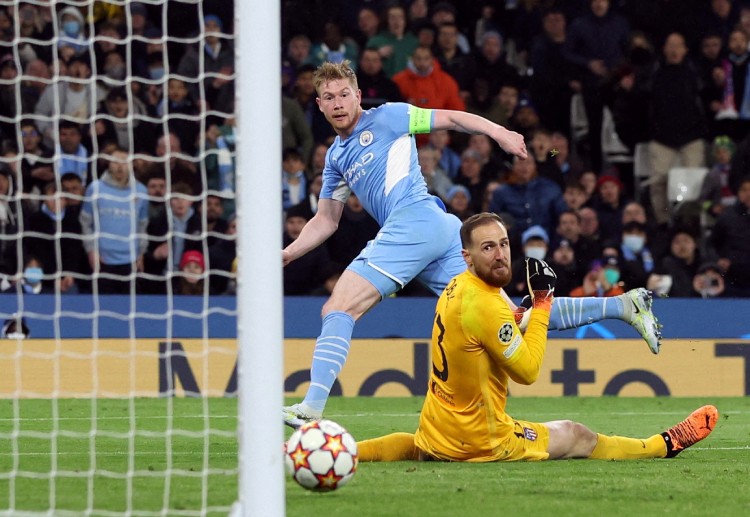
[462,249,471,267]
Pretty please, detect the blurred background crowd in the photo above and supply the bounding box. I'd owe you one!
[1,0,750,299]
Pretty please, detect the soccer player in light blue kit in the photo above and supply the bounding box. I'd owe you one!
[282,61,661,428]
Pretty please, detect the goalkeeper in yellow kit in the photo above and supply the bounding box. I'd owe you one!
[358,213,717,462]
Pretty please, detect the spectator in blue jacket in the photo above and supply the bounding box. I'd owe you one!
[488,156,567,244]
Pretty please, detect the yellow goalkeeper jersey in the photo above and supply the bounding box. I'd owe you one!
[413,270,551,462]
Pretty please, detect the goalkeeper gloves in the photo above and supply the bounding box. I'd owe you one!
[513,296,532,331]
[526,257,557,311]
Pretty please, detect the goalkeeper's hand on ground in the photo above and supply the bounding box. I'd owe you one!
[526,257,556,311]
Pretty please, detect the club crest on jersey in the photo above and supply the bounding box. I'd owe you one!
[359,130,374,147]
[523,427,538,441]
[498,323,513,343]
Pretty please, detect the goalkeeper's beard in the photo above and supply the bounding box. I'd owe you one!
[474,261,511,289]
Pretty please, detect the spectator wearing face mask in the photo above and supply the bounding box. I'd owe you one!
[619,221,654,290]
[24,181,88,294]
[57,6,88,59]
[507,225,549,297]
[570,250,625,298]
[0,256,45,294]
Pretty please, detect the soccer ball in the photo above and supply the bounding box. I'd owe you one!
[284,419,358,492]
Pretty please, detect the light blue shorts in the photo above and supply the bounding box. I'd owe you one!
[346,199,465,298]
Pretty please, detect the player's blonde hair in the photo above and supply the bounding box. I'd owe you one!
[313,60,359,94]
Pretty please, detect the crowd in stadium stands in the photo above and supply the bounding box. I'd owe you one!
[1,0,750,298]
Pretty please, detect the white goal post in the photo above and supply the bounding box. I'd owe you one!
[0,0,285,515]
[235,0,285,515]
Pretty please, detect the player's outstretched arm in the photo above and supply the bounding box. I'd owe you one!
[432,110,528,159]
[282,198,344,266]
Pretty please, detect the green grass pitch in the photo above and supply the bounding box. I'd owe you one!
[1,396,749,516]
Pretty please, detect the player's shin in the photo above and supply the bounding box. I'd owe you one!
[548,297,624,330]
[589,433,667,460]
[302,311,355,413]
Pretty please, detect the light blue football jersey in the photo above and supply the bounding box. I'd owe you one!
[320,103,434,226]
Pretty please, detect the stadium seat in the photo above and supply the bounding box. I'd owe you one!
[667,166,709,234]
[601,107,632,167]
[632,142,651,202]
[667,167,709,204]
[570,93,588,143]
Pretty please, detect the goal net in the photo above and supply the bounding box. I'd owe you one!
[0,1,241,514]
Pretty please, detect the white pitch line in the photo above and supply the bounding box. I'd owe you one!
[692,446,750,450]
[0,410,749,423]
[1,447,748,458]
[330,410,750,418]
[0,415,237,422]
[1,450,239,457]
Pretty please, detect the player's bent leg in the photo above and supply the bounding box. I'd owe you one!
[285,204,458,429]
[546,420,665,460]
[284,270,394,429]
[322,270,385,321]
[589,404,717,460]
[357,432,420,462]
[544,420,598,459]
[578,405,718,460]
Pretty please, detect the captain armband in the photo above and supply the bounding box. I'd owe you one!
[408,106,434,134]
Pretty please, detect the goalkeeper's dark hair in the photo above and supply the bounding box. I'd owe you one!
[460,212,506,248]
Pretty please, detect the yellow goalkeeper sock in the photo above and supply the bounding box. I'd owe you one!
[589,433,667,460]
[357,432,420,462]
